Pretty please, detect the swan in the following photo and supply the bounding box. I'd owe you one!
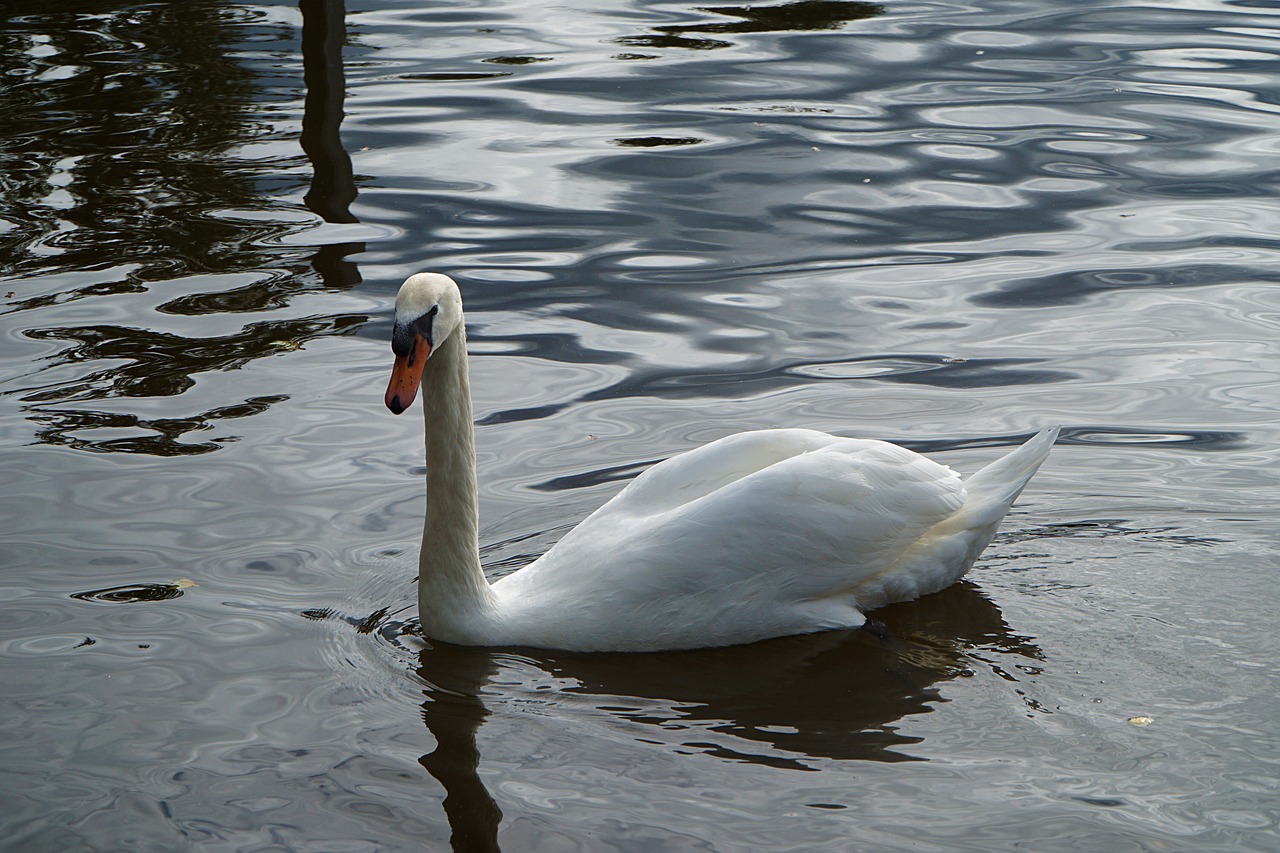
[384,272,1058,652]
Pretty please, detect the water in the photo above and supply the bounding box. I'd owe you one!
[2,0,1278,849]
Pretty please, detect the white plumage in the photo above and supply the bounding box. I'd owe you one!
[385,272,1058,652]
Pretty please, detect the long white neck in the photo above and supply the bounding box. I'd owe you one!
[417,324,498,639]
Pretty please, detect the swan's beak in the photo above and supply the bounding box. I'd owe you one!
[385,334,429,414]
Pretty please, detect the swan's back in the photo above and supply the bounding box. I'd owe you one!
[487,428,1057,651]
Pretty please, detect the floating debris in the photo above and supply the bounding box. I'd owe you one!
[1127,716,1154,726]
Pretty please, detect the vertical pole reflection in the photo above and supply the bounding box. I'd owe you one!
[298,0,363,287]
[418,647,503,853]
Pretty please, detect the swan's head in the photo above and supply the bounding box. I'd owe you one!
[385,272,463,414]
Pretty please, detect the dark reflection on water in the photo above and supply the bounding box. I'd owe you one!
[613,136,705,148]
[71,581,188,604]
[475,354,1077,427]
[418,649,505,853]
[544,583,1040,765]
[299,0,364,289]
[1062,425,1246,451]
[28,393,287,455]
[616,0,885,51]
[1,0,366,455]
[1002,518,1227,550]
[0,3,263,279]
[24,317,360,402]
[414,583,1039,843]
[301,0,357,227]
[974,263,1280,308]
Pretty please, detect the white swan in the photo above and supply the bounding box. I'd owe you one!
[385,273,1058,652]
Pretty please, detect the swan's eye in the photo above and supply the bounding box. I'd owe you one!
[413,306,439,340]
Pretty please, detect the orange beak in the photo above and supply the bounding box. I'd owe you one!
[385,334,429,414]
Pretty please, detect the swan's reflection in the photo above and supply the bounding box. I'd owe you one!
[414,581,1040,849]
[416,656,503,853]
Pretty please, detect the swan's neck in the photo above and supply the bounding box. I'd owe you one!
[418,326,497,636]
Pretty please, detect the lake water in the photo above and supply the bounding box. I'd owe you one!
[2,0,1278,850]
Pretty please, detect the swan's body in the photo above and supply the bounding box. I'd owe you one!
[386,273,1057,652]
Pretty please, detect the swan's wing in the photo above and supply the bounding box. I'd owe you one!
[605,428,849,515]
[500,429,966,608]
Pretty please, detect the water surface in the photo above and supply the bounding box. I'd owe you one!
[2,1,1278,850]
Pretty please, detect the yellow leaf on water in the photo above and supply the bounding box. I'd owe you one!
[173,578,197,589]
[1127,716,1154,726]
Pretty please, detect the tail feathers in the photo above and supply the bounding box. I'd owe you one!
[962,426,1060,524]
[835,427,1059,610]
